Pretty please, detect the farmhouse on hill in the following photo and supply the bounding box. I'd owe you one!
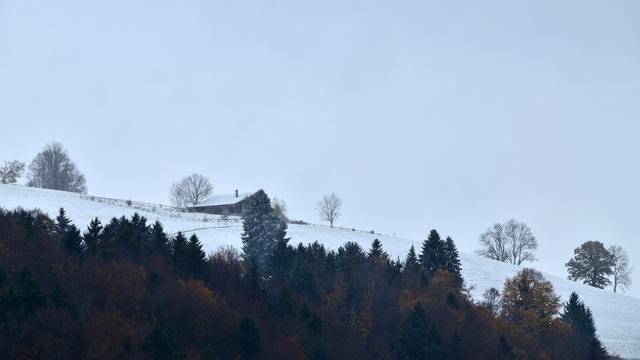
[187,190,254,215]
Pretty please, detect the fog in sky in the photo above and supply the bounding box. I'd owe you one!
[1,1,640,294]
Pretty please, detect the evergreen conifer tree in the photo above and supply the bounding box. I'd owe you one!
[150,221,171,258]
[443,237,463,283]
[82,217,102,255]
[234,316,261,359]
[171,232,189,277]
[96,217,119,258]
[395,302,445,360]
[62,224,84,253]
[269,231,295,280]
[561,292,609,359]
[404,245,420,273]
[419,230,446,275]
[241,190,282,273]
[55,207,71,235]
[368,239,387,258]
[187,234,208,278]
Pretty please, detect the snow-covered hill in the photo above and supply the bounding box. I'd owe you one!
[1,184,638,358]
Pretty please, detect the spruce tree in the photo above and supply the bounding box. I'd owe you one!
[269,228,295,280]
[561,292,596,337]
[55,207,71,235]
[368,239,387,258]
[150,221,170,258]
[404,245,420,273]
[419,230,446,275]
[241,190,282,273]
[395,302,445,360]
[62,224,84,254]
[171,232,189,277]
[561,292,608,359]
[234,316,261,359]
[97,217,119,259]
[187,234,207,278]
[130,213,151,257]
[83,217,102,255]
[443,237,462,283]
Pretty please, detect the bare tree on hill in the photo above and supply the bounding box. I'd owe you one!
[317,192,342,228]
[170,174,213,208]
[0,160,25,184]
[475,219,537,265]
[27,142,87,193]
[609,245,632,293]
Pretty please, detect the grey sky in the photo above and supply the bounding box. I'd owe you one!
[2,0,640,295]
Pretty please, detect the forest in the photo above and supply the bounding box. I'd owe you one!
[0,190,615,359]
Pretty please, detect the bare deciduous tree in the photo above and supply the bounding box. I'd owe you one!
[272,197,288,221]
[480,287,501,316]
[475,219,537,265]
[317,192,342,228]
[608,245,632,293]
[27,142,87,193]
[169,174,213,208]
[0,160,25,184]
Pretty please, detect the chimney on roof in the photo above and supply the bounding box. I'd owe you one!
[235,189,239,198]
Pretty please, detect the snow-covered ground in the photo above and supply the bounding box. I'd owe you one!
[1,184,638,359]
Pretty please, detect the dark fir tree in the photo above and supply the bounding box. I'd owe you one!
[395,302,445,360]
[404,245,420,273]
[187,234,208,278]
[443,237,462,283]
[130,213,151,257]
[368,238,388,259]
[55,207,71,235]
[269,225,295,280]
[566,241,614,289]
[561,292,609,359]
[336,241,366,275]
[96,217,120,259]
[241,190,282,273]
[171,232,190,277]
[62,224,84,254]
[234,316,261,359]
[82,217,102,255]
[419,229,447,275]
[150,221,171,258]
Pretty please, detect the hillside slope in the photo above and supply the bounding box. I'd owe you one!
[1,184,638,358]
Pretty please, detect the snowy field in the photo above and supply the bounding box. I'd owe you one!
[1,184,638,359]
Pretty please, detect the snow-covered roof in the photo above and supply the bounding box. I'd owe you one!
[189,192,253,208]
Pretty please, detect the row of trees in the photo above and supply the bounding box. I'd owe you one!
[0,189,616,359]
[1,142,87,193]
[0,191,620,360]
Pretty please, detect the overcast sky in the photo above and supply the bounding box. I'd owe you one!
[1,0,640,295]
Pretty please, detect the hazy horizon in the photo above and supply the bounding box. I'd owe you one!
[1,0,639,295]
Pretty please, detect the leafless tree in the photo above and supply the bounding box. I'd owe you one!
[169,173,213,208]
[480,287,501,316]
[0,160,25,184]
[475,219,537,265]
[317,192,342,228]
[27,142,87,193]
[608,245,632,293]
[272,197,288,220]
